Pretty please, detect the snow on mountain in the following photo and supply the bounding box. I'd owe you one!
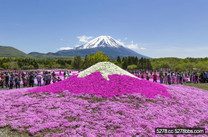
[76,36,125,49]
[54,35,150,59]
[59,47,74,50]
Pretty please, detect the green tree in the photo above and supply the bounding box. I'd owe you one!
[72,56,83,69]
[160,62,170,70]
[146,59,153,70]
[2,63,8,69]
[117,56,121,64]
[82,51,109,68]
[94,51,109,63]
[122,58,128,69]
[127,56,133,65]
[184,63,194,72]
[133,57,138,65]
[137,57,144,70]
[8,61,19,70]
[127,64,137,70]
[32,60,39,69]
[195,62,208,72]
[174,64,186,72]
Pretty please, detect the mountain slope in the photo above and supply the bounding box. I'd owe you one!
[0,46,30,58]
[56,47,149,59]
[28,52,73,59]
[56,36,149,59]
[76,36,124,49]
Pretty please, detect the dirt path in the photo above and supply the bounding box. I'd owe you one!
[0,126,32,137]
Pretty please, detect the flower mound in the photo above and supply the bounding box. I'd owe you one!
[28,71,170,99]
[78,62,138,80]
[0,85,207,136]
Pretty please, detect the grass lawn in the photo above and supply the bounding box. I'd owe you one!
[184,83,208,91]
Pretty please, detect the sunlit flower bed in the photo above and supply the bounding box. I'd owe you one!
[28,71,170,98]
[0,84,208,136]
[0,61,207,136]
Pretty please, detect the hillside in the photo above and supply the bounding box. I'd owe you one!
[28,52,74,59]
[0,46,30,58]
[55,36,149,59]
[55,47,149,59]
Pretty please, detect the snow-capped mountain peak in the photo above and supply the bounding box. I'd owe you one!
[76,35,125,49]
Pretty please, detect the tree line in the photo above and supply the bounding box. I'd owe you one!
[151,57,208,72]
[0,51,208,72]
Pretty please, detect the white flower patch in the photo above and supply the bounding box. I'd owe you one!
[78,62,139,80]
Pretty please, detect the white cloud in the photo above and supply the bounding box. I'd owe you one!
[75,45,80,48]
[125,40,139,50]
[77,35,93,43]
[124,37,128,40]
[140,47,146,50]
[59,47,74,50]
[125,41,147,51]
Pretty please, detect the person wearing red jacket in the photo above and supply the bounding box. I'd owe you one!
[153,72,157,82]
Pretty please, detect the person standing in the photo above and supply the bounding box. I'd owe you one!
[5,73,9,88]
[47,72,52,85]
[194,72,199,84]
[43,72,48,85]
[164,73,168,84]
[159,72,164,84]
[68,71,73,78]
[177,73,180,84]
[0,73,5,88]
[141,73,144,79]
[22,73,27,87]
[199,72,204,83]
[205,72,208,83]
[29,73,35,87]
[168,73,171,85]
[36,73,42,87]
[146,73,149,81]
[153,72,157,83]
[22,73,25,87]
[9,74,14,89]
[190,73,194,83]
[57,77,62,82]
[26,74,30,87]
[14,75,20,88]
[180,73,184,84]
[52,75,57,83]
[52,71,56,77]
[64,71,66,80]
[185,72,187,78]
[187,75,190,83]
[203,72,206,83]
[171,72,175,84]
[1,73,4,88]
[28,73,31,87]
[0,77,3,88]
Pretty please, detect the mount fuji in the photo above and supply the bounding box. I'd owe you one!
[76,36,124,49]
[55,36,149,59]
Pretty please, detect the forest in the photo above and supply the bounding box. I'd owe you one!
[0,51,208,72]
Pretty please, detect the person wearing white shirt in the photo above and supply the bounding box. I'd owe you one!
[36,74,42,87]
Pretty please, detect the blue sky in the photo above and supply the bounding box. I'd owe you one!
[0,0,208,58]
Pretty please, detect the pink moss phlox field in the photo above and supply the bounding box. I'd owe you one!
[27,71,170,99]
[0,84,208,136]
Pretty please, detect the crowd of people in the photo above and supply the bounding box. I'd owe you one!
[1,69,208,90]
[129,70,208,85]
[0,70,73,89]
